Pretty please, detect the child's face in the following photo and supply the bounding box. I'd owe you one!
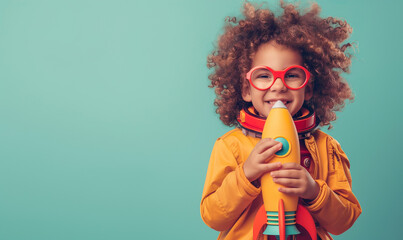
[242,41,312,117]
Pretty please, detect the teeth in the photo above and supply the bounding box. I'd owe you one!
[268,101,289,104]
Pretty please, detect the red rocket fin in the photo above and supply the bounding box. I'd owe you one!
[296,204,317,240]
[253,205,267,240]
[278,199,285,240]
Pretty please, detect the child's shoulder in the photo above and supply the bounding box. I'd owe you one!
[213,128,256,157]
[311,129,339,145]
[311,129,328,141]
[310,130,346,159]
[215,128,254,149]
[216,128,247,143]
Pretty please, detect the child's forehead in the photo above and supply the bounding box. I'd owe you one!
[251,41,303,69]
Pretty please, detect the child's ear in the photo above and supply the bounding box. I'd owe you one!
[304,83,313,101]
[242,82,252,102]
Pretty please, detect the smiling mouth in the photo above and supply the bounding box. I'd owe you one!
[267,100,291,105]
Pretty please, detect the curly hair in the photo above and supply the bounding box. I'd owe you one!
[208,1,355,128]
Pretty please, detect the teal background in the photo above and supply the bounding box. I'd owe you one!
[0,0,401,239]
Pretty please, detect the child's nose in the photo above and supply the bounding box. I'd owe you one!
[270,77,287,91]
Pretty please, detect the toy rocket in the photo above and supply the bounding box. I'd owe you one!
[253,100,317,240]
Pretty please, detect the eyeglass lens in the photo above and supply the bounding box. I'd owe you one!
[251,67,307,89]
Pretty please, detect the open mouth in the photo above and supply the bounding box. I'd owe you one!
[267,100,291,105]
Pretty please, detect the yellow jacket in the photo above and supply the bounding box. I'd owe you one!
[200,128,361,240]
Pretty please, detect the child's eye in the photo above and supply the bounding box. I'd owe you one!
[257,74,270,79]
[253,69,273,79]
[285,73,300,79]
[285,68,305,81]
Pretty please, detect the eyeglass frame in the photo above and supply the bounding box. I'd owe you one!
[246,65,311,91]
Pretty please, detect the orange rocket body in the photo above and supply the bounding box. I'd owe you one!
[261,101,300,214]
[253,101,317,240]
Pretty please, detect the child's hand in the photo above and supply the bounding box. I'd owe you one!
[270,162,320,200]
[243,138,283,183]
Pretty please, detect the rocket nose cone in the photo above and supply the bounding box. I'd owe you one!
[272,100,287,109]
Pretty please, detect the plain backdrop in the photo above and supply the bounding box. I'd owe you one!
[0,0,401,239]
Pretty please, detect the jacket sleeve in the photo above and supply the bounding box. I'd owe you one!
[200,137,261,231]
[305,136,362,235]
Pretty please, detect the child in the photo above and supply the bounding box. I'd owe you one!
[200,2,362,240]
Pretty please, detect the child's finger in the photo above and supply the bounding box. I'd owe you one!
[278,187,300,196]
[270,169,301,179]
[254,138,280,153]
[260,162,282,173]
[259,142,283,161]
[273,177,300,188]
[280,162,302,169]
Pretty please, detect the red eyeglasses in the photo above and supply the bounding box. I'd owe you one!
[246,65,310,90]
